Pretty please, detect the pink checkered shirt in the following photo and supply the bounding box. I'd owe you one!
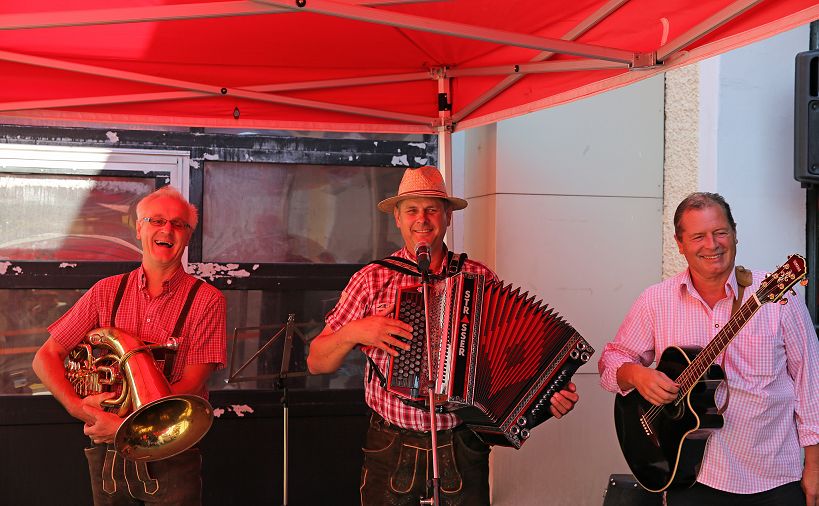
[325,247,497,431]
[49,265,227,398]
[598,267,819,493]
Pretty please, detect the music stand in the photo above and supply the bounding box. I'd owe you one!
[227,314,309,506]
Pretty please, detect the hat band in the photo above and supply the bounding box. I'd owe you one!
[397,189,449,198]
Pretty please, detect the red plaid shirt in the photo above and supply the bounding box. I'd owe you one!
[49,265,227,398]
[325,247,497,431]
[599,268,819,493]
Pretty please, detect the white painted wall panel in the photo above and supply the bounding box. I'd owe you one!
[715,25,808,275]
[491,373,629,506]
[458,72,665,505]
[492,194,662,355]
[494,76,664,198]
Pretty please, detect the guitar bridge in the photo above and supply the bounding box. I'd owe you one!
[639,414,654,437]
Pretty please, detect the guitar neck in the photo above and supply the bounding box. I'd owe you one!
[675,294,761,396]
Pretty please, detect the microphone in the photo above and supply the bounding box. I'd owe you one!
[415,241,431,274]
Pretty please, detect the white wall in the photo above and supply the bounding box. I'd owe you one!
[451,23,813,506]
[455,76,665,505]
[713,25,809,273]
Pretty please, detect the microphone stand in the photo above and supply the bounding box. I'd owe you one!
[418,267,441,506]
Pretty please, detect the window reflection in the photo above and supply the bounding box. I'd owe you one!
[203,162,404,263]
[0,174,151,261]
[0,289,82,394]
[0,288,362,395]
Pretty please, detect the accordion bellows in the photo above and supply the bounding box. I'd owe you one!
[388,272,594,448]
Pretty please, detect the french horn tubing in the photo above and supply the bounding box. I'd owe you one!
[65,327,214,462]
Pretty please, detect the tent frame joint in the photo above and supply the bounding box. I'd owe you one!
[630,51,659,70]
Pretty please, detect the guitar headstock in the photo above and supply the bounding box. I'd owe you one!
[758,254,808,304]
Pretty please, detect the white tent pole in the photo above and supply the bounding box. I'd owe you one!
[452,0,630,123]
[0,49,435,125]
[436,74,456,252]
[657,0,763,62]
[257,0,639,65]
[0,0,428,30]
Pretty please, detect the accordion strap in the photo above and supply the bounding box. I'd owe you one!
[369,256,422,277]
[365,354,388,388]
[367,250,468,280]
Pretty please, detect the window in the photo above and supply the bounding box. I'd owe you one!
[0,131,436,395]
[203,162,404,264]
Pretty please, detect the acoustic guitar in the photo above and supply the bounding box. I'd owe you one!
[613,254,807,492]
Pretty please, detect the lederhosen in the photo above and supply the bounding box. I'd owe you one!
[85,272,204,506]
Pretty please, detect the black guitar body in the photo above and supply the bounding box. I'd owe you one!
[614,346,725,492]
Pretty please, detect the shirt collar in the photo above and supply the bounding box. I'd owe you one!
[679,266,739,301]
[137,264,186,295]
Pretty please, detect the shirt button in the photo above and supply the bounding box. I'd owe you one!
[714,323,719,328]
[146,318,151,323]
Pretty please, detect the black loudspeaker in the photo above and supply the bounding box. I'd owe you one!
[795,50,819,185]
[602,474,664,506]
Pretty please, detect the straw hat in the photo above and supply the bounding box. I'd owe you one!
[377,166,468,213]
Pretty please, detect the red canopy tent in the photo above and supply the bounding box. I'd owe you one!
[1,0,817,138]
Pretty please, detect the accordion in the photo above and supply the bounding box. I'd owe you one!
[387,272,593,448]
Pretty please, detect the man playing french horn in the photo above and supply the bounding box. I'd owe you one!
[32,186,226,505]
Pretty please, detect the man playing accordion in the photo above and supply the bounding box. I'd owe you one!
[307,166,580,505]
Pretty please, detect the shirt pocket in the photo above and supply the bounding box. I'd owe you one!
[728,317,782,380]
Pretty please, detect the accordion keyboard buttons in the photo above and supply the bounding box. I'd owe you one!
[391,297,427,390]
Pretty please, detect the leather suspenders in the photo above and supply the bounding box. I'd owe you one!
[109,272,204,380]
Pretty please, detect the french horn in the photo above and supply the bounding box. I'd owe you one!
[65,327,214,462]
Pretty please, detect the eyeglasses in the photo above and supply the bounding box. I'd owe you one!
[142,217,191,230]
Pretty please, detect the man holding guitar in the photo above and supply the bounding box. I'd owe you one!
[599,192,819,505]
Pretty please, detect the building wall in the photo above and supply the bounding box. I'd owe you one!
[456,75,665,506]
[453,23,812,505]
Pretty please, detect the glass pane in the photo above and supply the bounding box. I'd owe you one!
[203,162,405,263]
[218,289,364,391]
[0,287,362,395]
[0,174,153,261]
[0,289,83,395]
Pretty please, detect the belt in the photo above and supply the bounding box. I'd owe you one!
[369,411,465,439]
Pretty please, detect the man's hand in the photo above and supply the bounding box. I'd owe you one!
[82,393,123,444]
[630,365,679,406]
[344,305,414,357]
[549,382,579,419]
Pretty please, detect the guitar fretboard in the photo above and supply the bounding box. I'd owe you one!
[674,295,761,402]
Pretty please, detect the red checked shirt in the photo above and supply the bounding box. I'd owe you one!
[598,268,819,494]
[325,247,497,431]
[49,265,227,398]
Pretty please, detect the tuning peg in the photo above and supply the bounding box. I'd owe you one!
[779,298,789,305]
[801,279,809,286]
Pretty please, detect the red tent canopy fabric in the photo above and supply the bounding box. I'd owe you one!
[1,0,817,134]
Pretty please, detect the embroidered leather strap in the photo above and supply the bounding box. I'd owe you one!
[717,265,753,415]
[367,250,468,281]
